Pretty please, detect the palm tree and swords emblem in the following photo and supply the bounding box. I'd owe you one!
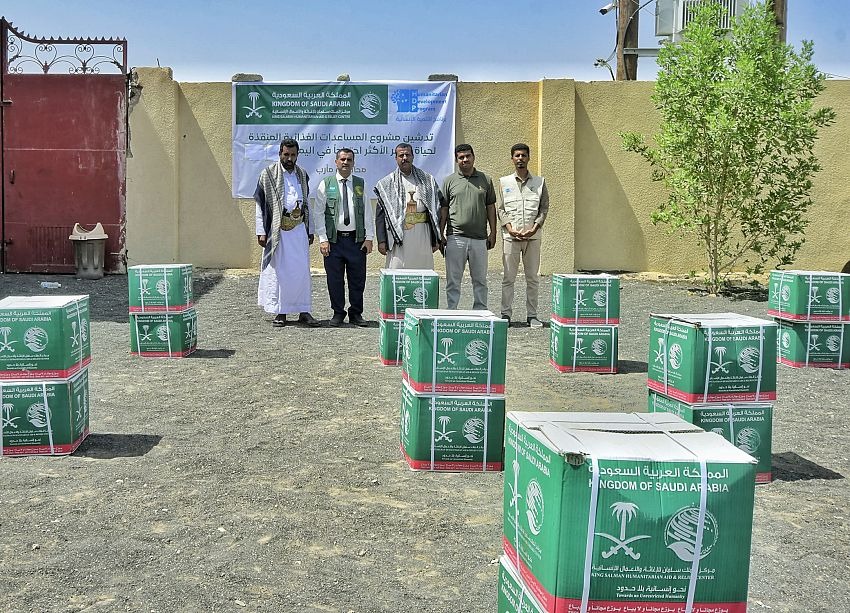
[243,91,265,119]
[595,502,651,560]
[433,415,456,442]
[2,403,20,429]
[436,337,458,364]
[653,337,666,366]
[0,327,18,352]
[710,346,733,374]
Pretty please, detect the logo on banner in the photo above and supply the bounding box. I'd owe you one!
[593,290,607,307]
[826,287,840,304]
[243,91,265,119]
[392,89,419,112]
[359,93,382,119]
[826,335,842,352]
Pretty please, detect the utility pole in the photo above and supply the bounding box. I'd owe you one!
[616,0,640,80]
[770,0,787,43]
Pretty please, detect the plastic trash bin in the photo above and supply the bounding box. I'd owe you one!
[69,223,108,280]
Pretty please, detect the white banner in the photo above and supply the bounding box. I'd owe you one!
[231,81,456,198]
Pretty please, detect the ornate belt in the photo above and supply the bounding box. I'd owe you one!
[404,211,427,230]
[280,216,304,231]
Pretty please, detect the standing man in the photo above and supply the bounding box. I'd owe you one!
[255,138,320,328]
[439,144,497,310]
[498,143,550,327]
[313,148,375,327]
[374,143,442,269]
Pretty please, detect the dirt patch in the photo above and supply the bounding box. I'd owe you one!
[1,271,848,612]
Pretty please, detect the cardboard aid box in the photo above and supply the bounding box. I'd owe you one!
[128,264,193,312]
[0,367,90,455]
[0,295,91,380]
[767,270,849,321]
[378,268,440,319]
[551,273,620,325]
[503,411,756,613]
[129,309,197,357]
[647,313,777,403]
[648,390,773,484]
[777,319,849,369]
[378,318,404,366]
[549,322,618,373]
[498,555,546,613]
[401,309,507,394]
[400,380,505,472]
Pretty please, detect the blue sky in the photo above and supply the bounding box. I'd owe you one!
[2,1,848,82]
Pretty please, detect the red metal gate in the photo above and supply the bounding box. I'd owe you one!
[1,18,127,273]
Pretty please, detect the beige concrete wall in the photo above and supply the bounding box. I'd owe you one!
[126,69,850,274]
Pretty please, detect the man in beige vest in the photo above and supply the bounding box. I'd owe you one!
[497,143,549,327]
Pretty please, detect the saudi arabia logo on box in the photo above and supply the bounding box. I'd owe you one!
[767,270,849,321]
[503,412,756,613]
[647,313,776,403]
[551,274,620,324]
[402,309,507,394]
[0,295,91,380]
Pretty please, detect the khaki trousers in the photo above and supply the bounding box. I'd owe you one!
[501,238,541,319]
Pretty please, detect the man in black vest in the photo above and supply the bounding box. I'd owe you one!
[313,148,375,327]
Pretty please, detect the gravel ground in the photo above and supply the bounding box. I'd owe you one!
[0,270,848,613]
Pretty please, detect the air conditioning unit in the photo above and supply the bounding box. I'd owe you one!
[656,0,749,40]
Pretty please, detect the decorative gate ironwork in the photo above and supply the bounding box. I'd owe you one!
[1,17,128,273]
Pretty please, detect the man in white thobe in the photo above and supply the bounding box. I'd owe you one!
[374,143,442,270]
[255,138,320,327]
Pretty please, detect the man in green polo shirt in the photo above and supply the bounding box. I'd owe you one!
[439,144,497,310]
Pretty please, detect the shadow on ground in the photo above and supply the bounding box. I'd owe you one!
[75,433,163,458]
[618,360,648,374]
[771,451,844,482]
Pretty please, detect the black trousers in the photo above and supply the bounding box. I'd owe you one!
[324,233,367,317]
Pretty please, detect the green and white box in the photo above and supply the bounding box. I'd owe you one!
[400,380,505,472]
[504,411,756,613]
[401,309,507,394]
[777,319,849,369]
[648,313,777,403]
[767,270,849,321]
[378,318,404,366]
[128,264,193,312]
[0,295,91,380]
[129,308,197,357]
[0,367,90,456]
[549,322,618,373]
[648,390,773,484]
[498,555,545,613]
[378,268,440,319]
[551,273,620,324]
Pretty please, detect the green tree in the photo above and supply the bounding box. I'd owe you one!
[621,1,835,294]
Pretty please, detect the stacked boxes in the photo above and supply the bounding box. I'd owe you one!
[128,264,197,357]
[648,390,773,484]
[400,309,508,471]
[377,269,439,366]
[647,312,777,483]
[768,270,849,369]
[550,274,619,373]
[0,295,91,455]
[503,411,757,612]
